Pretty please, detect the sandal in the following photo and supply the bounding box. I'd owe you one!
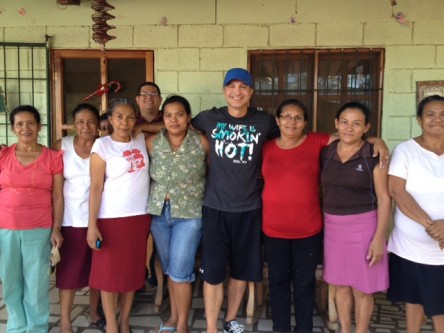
[90,317,106,331]
[156,323,177,333]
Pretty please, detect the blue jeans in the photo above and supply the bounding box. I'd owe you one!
[150,201,202,283]
[264,232,323,333]
[0,228,51,333]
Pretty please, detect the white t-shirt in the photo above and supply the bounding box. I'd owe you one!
[387,139,444,265]
[91,133,149,218]
[62,136,90,228]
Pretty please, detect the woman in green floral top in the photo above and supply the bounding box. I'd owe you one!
[146,95,209,333]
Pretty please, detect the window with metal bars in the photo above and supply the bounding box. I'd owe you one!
[249,49,384,136]
[0,41,50,145]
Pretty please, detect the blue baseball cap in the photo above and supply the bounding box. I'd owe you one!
[223,68,254,88]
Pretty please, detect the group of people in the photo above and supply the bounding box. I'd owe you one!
[0,68,443,333]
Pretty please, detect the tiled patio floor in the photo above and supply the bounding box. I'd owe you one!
[0,277,436,333]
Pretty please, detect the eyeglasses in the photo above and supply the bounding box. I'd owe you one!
[138,91,159,97]
[279,114,304,122]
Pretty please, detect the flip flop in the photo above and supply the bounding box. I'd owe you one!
[89,317,106,331]
[156,323,177,333]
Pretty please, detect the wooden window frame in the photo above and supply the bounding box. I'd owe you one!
[51,49,154,140]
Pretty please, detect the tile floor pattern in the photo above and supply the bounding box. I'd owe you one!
[0,277,436,333]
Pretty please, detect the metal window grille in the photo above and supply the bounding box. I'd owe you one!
[0,40,51,146]
[249,48,384,136]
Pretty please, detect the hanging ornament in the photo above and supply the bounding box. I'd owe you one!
[395,12,410,27]
[91,0,116,49]
[390,0,398,17]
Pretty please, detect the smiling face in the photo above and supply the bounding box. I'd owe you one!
[417,100,444,137]
[223,80,254,113]
[135,84,162,118]
[74,109,99,140]
[276,104,307,140]
[109,104,136,141]
[11,111,41,145]
[163,102,190,136]
[335,108,370,144]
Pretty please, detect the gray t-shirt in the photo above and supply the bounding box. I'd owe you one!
[191,106,279,212]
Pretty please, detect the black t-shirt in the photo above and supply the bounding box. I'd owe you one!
[191,106,280,212]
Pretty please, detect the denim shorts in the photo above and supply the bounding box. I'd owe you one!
[150,201,202,283]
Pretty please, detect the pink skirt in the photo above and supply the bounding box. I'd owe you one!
[323,210,389,294]
[89,214,151,292]
[56,227,91,289]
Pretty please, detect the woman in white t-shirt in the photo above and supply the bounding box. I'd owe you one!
[87,98,150,333]
[387,94,444,333]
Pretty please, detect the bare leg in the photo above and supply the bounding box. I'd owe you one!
[59,289,76,333]
[101,291,118,333]
[172,280,192,333]
[89,288,102,322]
[352,288,373,333]
[118,291,135,333]
[204,281,224,333]
[334,285,353,333]
[163,278,179,328]
[405,303,424,333]
[431,315,444,333]
[225,278,247,322]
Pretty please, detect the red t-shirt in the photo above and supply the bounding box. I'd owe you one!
[262,132,330,239]
[0,145,63,230]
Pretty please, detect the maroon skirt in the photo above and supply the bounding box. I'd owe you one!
[89,214,151,292]
[56,227,92,289]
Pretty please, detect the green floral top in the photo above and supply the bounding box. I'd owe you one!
[148,129,206,218]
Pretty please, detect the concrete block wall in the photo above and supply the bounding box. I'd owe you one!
[1,0,444,149]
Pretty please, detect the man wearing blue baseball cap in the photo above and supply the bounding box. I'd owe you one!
[192,68,280,333]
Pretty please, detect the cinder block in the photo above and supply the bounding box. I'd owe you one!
[413,69,444,85]
[414,22,444,44]
[155,71,178,94]
[384,69,412,93]
[200,48,245,71]
[217,0,294,24]
[382,93,416,117]
[224,25,268,47]
[179,72,221,94]
[200,94,227,113]
[383,116,412,140]
[4,27,47,44]
[364,22,412,46]
[316,23,363,46]
[436,46,444,68]
[156,48,200,71]
[47,26,90,48]
[134,25,177,48]
[385,46,435,69]
[270,23,316,47]
[179,25,223,47]
[104,26,134,49]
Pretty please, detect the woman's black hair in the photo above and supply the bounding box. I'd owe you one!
[336,101,370,124]
[9,105,41,125]
[275,99,308,121]
[108,97,137,116]
[161,95,192,116]
[72,103,100,123]
[417,94,444,117]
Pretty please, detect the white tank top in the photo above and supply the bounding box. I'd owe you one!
[61,136,91,227]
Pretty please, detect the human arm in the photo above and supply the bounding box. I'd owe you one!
[388,175,433,228]
[145,133,155,155]
[133,122,164,138]
[51,139,62,151]
[87,153,105,250]
[51,173,64,248]
[367,166,391,266]
[199,133,210,164]
[425,220,444,249]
